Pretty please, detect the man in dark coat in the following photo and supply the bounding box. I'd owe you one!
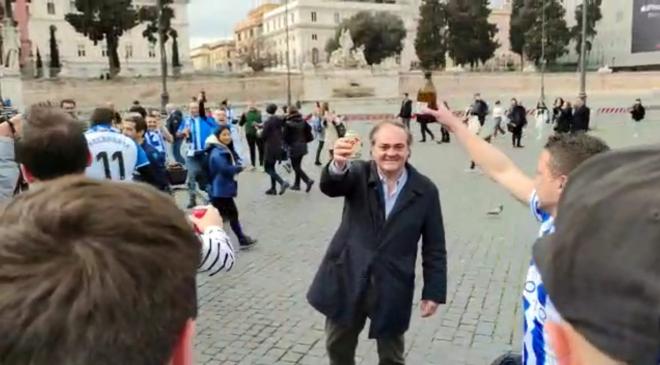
[471,93,489,127]
[261,104,289,195]
[398,93,413,129]
[283,106,314,193]
[307,121,447,365]
[571,97,590,133]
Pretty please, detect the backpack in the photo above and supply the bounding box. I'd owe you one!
[304,122,314,143]
[195,146,215,192]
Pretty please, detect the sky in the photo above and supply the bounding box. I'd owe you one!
[188,0,255,48]
[187,0,506,48]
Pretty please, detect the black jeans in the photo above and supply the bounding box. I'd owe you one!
[291,155,311,186]
[265,160,285,190]
[440,127,450,142]
[512,128,523,147]
[419,122,435,141]
[246,134,264,167]
[315,140,325,164]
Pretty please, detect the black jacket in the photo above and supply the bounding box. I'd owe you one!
[167,110,184,137]
[631,105,646,122]
[555,108,573,133]
[572,105,590,132]
[508,105,527,128]
[399,99,413,119]
[471,100,489,120]
[261,114,285,163]
[307,161,447,338]
[283,112,310,158]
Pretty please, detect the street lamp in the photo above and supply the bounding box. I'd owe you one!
[540,0,546,104]
[158,0,170,113]
[579,0,588,100]
[284,0,292,107]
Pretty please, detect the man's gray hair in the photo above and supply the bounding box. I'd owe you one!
[369,120,413,147]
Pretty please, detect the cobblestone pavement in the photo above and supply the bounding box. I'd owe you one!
[177,118,660,365]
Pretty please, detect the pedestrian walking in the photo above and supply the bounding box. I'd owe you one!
[551,97,564,126]
[398,93,413,129]
[206,125,257,249]
[535,100,549,141]
[630,98,646,138]
[492,100,507,138]
[417,100,437,143]
[283,106,315,193]
[308,120,447,365]
[471,93,489,127]
[424,103,609,365]
[571,97,590,133]
[312,103,326,166]
[214,109,248,166]
[507,98,527,148]
[240,102,264,171]
[323,102,343,159]
[261,104,290,195]
[554,101,573,134]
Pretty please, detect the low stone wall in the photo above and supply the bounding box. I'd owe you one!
[22,71,660,111]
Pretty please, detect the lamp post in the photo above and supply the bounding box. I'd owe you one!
[158,0,169,113]
[540,0,546,104]
[284,0,292,107]
[579,0,588,100]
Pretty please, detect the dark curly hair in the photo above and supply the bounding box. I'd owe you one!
[544,133,610,177]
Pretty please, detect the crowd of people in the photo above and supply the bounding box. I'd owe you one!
[0,88,657,365]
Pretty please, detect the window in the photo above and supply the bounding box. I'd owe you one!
[312,48,320,65]
[312,34,318,41]
[148,44,156,58]
[101,45,107,57]
[47,0,55,15]
[290,13,295,24]
[249,29,254,38]
[125,44,133,59]
[311,11,317,22]
[77,44,86,57]
[237,33,241,42]
[334,12,340,24]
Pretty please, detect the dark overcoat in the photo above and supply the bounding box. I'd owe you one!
[307,160,447,338]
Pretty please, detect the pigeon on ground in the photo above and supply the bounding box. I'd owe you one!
[487,205,504,216]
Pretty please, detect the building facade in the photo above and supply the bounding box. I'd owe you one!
[234,3,280,58]
[561,0,660,69]
[24,0,192,78]
[260,0,420,71]
[191,39,238,73]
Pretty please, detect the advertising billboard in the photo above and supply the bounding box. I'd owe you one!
[632,0,660,53]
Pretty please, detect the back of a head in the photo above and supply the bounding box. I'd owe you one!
[90,107,115,127]
[16,105,89,181]
[544,133,610,177]
[266,104,278,115]
[0,176,200,365]
[288,105,299,115]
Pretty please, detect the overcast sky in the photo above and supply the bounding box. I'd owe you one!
[187,0,506,48]
[188,0,255,47]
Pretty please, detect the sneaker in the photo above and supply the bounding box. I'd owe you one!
[290,185,301,191]
[305,180,315,193]
[239,236,258,250]
[265,189,277,196]
[280,182,290,195]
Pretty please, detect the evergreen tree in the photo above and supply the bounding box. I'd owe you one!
[35,48,43,78]
[415,0,448,71]
[172,33,181,68]
[571,0,602,63]
[49,25,61,69]
[66,0,142,78]
[326,11,406,65]
[509,0,529,69]
[522,0,571,65]
[446,0,498,69]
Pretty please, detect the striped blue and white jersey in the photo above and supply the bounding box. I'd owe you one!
[523,191,558,365]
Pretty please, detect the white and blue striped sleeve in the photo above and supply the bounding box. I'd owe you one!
[198,226,236,276]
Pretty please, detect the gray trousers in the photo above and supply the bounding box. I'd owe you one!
[325,285,405,365]
[401,118,411,130]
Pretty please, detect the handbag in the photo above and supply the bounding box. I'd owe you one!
[304,122,314,143]
[506,122,517,133]
[166,163,188,186]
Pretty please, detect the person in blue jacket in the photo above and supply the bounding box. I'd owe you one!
[206,125,257,249]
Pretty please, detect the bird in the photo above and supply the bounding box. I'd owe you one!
[487,205,504,216]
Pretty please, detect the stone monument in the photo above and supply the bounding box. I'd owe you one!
[0,3,25,111]
[328,29,368,69]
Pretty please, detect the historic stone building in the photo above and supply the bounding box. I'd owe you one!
[21,0,193,78]
[191,39,238,73]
